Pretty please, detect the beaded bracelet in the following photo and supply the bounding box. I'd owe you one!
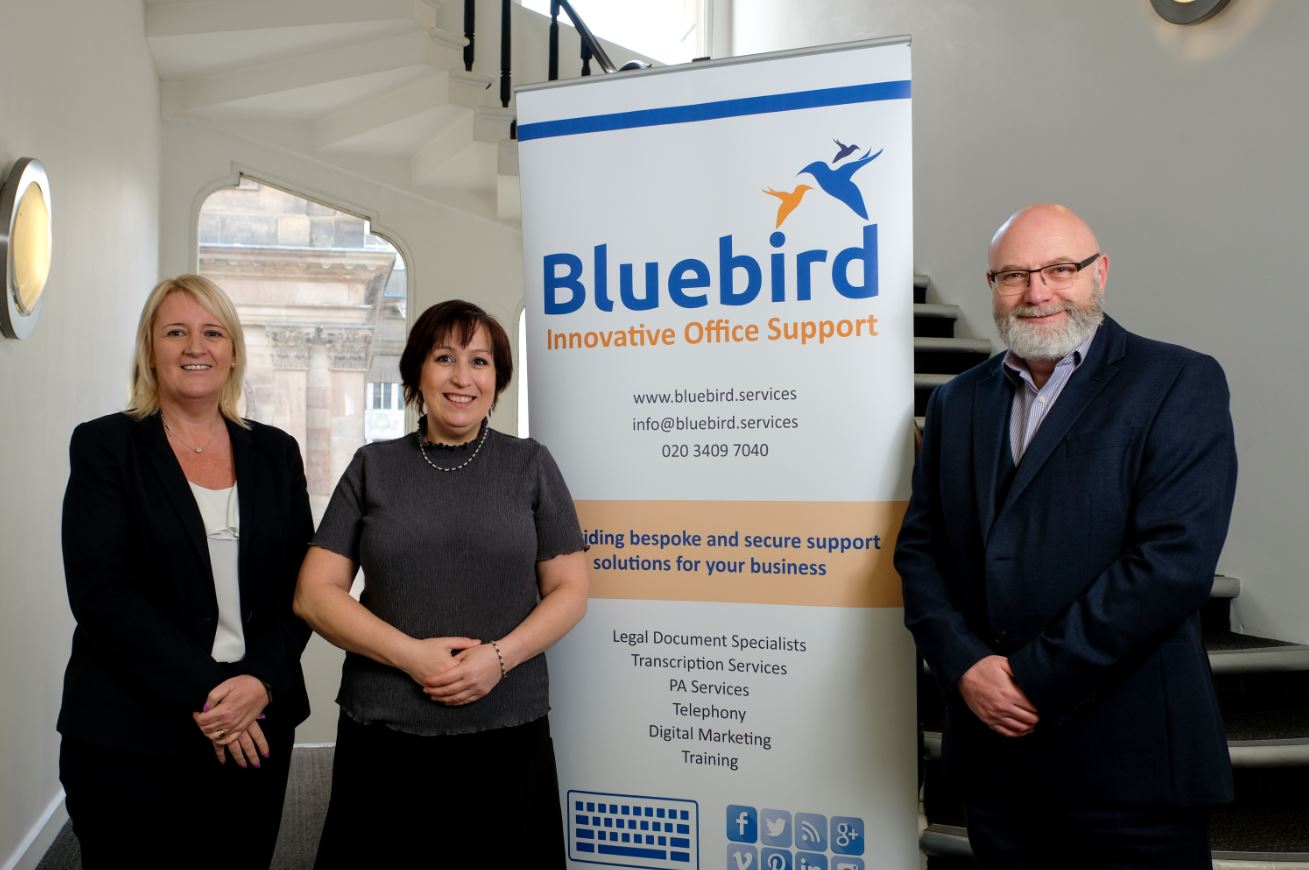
[489,640,507,680]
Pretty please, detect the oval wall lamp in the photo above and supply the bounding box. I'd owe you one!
[0,157,53,340]
[1151,0,1233,25]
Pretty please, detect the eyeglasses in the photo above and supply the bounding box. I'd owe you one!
[988,252,1100,295]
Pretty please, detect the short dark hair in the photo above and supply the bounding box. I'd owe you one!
[399,299,514,411]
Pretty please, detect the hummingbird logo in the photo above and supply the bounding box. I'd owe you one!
[762,185,812,229]
[832,139,860,162]
[764,140,884,227]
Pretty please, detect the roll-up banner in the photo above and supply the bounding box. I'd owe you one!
[519,38,917,870]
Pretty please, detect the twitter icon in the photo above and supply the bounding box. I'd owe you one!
[760,808,792,847]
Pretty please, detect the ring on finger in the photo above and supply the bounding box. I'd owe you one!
[217,729,227,740]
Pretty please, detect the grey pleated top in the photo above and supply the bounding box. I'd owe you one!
[312,426,585,736]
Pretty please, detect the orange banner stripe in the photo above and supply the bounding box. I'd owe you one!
[574,499,907,608]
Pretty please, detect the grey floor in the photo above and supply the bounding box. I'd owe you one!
[36,746,334,870]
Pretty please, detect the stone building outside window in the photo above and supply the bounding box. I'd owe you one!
[198,178,406,522]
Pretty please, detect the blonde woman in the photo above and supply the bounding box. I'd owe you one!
[58,275,312,868]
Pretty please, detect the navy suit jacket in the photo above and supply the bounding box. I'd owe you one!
[58,412,313,756]
[895,316,1237,807]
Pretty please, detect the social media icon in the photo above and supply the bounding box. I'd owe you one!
[761,847,793,870]
[833,859,864,870]
[795,813,827,850]
[728,844,758,870]
[830,816,865,856]
[796,851,828,870]
[727,805,758,843]
[760,808,792,847]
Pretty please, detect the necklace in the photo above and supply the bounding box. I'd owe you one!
[417,418,489,473]
[163,415,219,454]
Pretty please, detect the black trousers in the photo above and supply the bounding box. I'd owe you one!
[59,719,295,870]
[965,797,1213,870]
[313,711,565,869]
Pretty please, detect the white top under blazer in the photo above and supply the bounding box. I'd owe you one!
[189,482,244,662]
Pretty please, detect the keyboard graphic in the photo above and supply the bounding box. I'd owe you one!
[568,790,699,869]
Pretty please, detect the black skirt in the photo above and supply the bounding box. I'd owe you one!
[314,712,565,869]
[60,718,295,870]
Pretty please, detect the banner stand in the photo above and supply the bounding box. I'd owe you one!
[519,37,919,870]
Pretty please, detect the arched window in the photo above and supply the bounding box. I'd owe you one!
[198,177,407,522]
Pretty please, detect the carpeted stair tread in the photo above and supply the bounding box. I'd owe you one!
[1207,631,1300,652]
[1223,705,1309,742]
[1211,802,1309,853]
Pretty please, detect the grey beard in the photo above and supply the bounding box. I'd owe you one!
[995,289,1105,361]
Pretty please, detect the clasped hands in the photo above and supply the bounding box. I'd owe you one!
[958,655,1040,738]
[192,674,271,768]
[403,636,504,706]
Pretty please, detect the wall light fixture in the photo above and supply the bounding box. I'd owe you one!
[1151,0,1233,25]
[0,158,53,340]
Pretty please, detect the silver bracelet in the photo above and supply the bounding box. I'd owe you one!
[489,640,507,680]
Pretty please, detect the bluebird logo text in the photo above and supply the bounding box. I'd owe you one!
[543,226,878,315]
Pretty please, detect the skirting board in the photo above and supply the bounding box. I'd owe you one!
[3,791,67,870]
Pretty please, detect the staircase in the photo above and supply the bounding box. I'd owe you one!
[910,278,1309,867]
[145,0,556,223]
[912,276,989,418]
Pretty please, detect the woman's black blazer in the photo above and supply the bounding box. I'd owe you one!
[57,412,313,756]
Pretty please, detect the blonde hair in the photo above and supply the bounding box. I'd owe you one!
[127,274,249,428]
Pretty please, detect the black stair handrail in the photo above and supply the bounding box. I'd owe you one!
[463,0,514,109]
[500,0,512,108]
[547,0,617,80]
[460,0,654,137]
[463,0,475,72]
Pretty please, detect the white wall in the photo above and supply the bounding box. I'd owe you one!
[0,0,161,865]
[730,0,1309,643]
[159,118,529,741]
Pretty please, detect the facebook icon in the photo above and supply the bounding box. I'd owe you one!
[726,805,758,843]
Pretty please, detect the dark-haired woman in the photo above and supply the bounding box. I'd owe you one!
[58,275,312,868]
[295,299,588,868]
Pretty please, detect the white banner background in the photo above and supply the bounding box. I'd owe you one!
[520,39,919,870]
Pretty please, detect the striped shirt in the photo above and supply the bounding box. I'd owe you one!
[1003,327,1099,463]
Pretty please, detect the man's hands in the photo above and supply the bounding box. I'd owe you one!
[958,655,1039,737]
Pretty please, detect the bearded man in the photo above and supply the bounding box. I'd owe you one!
[895,203,1237,868]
